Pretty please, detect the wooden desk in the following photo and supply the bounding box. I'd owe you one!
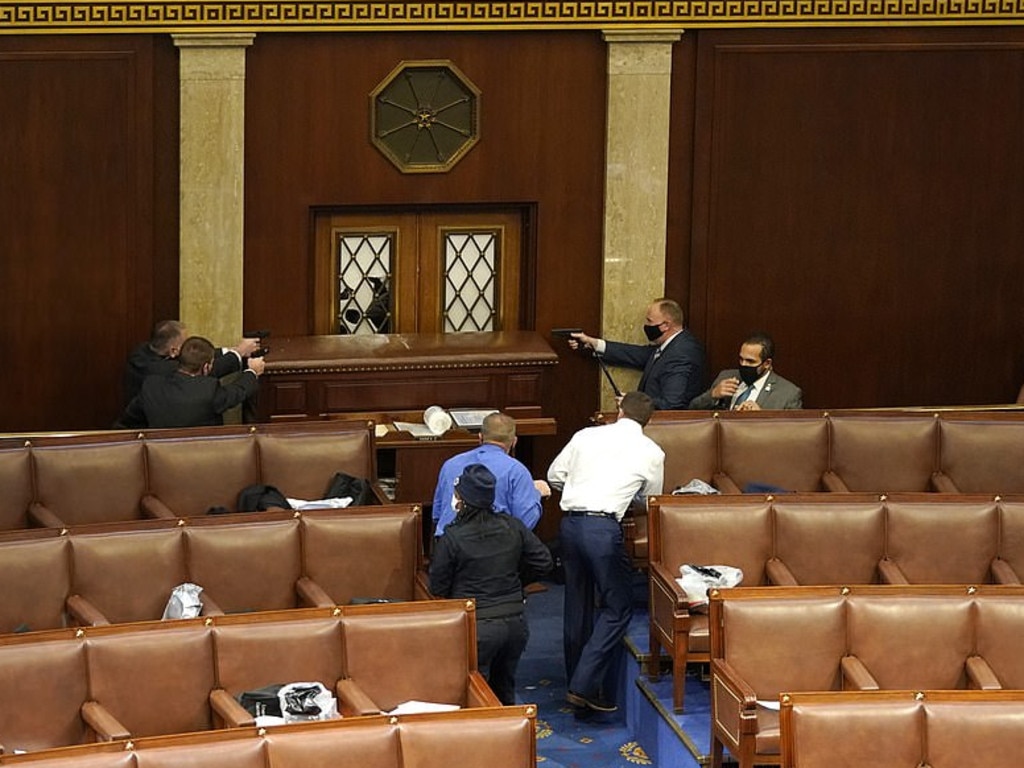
[257,332,559,512]
[258,331,558,422]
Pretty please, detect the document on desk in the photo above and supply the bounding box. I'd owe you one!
[449,408,500,430]
[392,421,439,439]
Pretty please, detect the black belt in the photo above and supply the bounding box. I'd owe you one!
[568,511,615,519]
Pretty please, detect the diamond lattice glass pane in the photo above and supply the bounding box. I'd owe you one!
[337,234,393,334]
[444,230,498,332]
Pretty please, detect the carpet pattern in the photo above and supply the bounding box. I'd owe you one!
[518,580,706,768]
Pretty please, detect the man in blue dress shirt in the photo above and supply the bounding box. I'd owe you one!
[432,412,550,538]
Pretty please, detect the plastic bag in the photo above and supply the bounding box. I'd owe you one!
[277,682,339,723]
[675,564,743,609]
[162,583,204,620]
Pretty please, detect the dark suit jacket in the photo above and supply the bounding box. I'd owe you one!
[602,329,706,410]
[117,369,259,429]
[122,344,242,405]
[688,369,803,410]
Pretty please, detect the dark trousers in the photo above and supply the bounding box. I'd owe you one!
[560,514,633,700]
[477,613,529,705]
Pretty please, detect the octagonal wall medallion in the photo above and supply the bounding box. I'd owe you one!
[370,60,480,174]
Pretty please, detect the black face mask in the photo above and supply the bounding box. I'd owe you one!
[738,364,763,386]
[643,324,663,342]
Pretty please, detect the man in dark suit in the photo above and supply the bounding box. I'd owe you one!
[567,298,706,410]
[116,336,264,429]
[689,332,802,410]
[121,320,262,406]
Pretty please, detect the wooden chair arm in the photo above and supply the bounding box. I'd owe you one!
[930,471,960,493]
[991,558,1022,585]
[296,576,336,608]
[877,558,910,584]
[210,688,256,728]
[140,494,177,519]
[765,558,799,586]
[28,502,66,529]
[966,655,1003,690]
[66,594,111,626]
[335,678,381,716]
[81,701,130,741]
[711,659,758,708]
[841,655,880,690]
[712,473,742,495]
[467,670,502,707]
[414,569,434,600]
[821,470,851,493]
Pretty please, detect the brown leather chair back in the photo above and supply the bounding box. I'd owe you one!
[829,416,938,492]
[773,502,885,584]
[145,435,258,516]
[257,429,376,500]
[939,420,1024,493]
[213,618,344,698]
[33,442,146,525]
[0,637,89,751]
[0,445,33,529]
[719,418,828,492]
[974,596,1024,688]
[846,595,972,689]
[302,511,420,604]
[0,536,70,633]
[186,519,301,612]
[998,502,1024,580]
[71,529,187,623]
[644,417,717,491]
[341,604,473,712]
[86,625,215,738]
[133,737,266,768]
[884,501,998,583]
[264,723,399,768]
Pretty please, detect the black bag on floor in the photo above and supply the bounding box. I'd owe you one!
[238,683,284,717]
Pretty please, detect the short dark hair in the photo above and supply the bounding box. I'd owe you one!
[177,336,215,374]
[619,391,655,426]
[481,412,516,447]
[150,320,185,355]
[744,332,775,363]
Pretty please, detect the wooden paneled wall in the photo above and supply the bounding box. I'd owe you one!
[2,26,1024,435]
[674,27,1024,409]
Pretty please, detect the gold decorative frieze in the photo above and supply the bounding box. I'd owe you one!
[1,0,1022,33]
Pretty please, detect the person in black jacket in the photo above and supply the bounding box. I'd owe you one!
[116,336,264,429]
[429,463,553,705]
[121,319,263,406]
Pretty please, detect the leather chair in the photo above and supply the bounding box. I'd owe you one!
[716,416,828,493]
[994,501,1024,584]
[0,535,70,634]
[185,518,304,613]
[337,601,498,715]
[30,441,151,527]
[0,637,90,753]
[823,415,939,492]
[143,434,259,517]
[648,499,773,712]
[878,501,998,584]
[936,419,1024,493]
[67,528,188,625]
[83,624,252,740]
[0,443,33,530]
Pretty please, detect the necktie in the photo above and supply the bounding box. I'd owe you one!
[732,385,754,409]
[639,348,661,392]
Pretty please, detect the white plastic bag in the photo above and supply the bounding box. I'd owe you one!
[162,583,204,620]
[675,564,743,609]
[277,682,339,723]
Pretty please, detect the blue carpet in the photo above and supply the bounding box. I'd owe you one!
[517,580,708,768]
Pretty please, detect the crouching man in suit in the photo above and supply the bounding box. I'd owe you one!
[689,332,802,411]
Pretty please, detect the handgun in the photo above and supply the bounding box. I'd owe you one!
[551,328,583,338]
[243,330,271,358]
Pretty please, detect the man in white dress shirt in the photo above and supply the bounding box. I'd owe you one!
[547,391,665,714]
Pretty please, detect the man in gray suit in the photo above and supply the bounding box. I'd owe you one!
[688,332,802,410]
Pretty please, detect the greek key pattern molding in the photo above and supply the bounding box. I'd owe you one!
[1,0,1022,33]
